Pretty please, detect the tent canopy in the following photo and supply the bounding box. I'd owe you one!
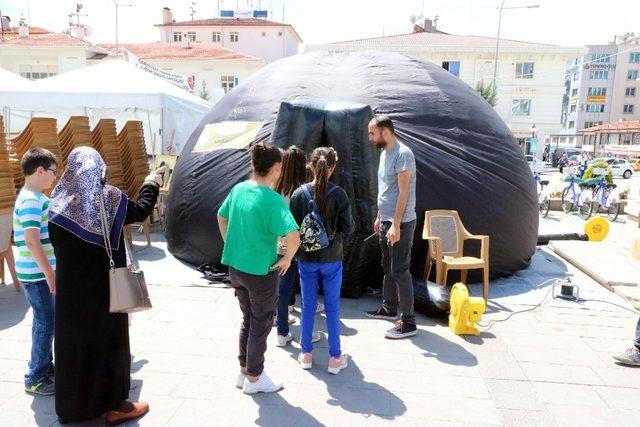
[0,60,212,154]
[0,67,36,91]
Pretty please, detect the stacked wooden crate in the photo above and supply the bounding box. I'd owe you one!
[58,116,92,166]
[0,116,17,214]
[8,118,60,195]
[117,121,149,198]
[91,119,126,191]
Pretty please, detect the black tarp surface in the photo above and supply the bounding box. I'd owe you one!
[165,51,538,294]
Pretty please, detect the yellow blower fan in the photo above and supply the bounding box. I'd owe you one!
[449,283,486,336]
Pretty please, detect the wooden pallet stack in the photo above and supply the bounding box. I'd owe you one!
[91,119,126,191]
[8,118,60,195]
[58,116,93,166]
[0,116,17,214]
[117,121,149,198]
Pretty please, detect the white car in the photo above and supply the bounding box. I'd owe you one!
[526,155,543,174]
[588,158,634,179]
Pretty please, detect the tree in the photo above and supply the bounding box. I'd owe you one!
[199,80,211,101]
[475,80,497,107]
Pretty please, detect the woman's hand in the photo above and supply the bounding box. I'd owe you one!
[270,256,292,276]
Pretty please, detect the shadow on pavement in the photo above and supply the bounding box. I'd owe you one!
[0,285,29,331]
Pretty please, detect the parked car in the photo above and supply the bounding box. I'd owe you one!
[587,157,634,179]
[526,155,543,174]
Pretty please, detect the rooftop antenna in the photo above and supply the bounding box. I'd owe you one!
[434,15,439,28]
[69,3,88,27]
[282,0,285,23]
[190,2,197,20]
[112,0,134,47]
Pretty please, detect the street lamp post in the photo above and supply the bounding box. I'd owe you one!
[492,2,540,91]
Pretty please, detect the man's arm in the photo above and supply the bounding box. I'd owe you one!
[24,229,56,294]
[386,170,412,245]
[217,214,228,242]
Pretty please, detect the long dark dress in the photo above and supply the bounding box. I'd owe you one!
[50,183,158,423]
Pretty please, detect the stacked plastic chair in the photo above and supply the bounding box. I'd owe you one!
[91,119,126,191]
[8,118,60,195]
[117,121,149,198]
[0,116,17,214]
[58,116,93,166]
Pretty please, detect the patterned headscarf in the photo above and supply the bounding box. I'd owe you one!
[50,147,128,250]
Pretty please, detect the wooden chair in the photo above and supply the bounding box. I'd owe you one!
[422,210,490,300]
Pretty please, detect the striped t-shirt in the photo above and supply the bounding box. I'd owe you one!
[13,188,56,282]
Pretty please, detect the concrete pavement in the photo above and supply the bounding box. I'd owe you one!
[1,216,639,426]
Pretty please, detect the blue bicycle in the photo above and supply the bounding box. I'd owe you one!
[586,178,620,221]
[561,175,594,220]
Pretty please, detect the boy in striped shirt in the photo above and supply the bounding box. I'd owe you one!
[13,148,58,396]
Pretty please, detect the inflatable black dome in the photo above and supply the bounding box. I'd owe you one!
[166,51,538,295]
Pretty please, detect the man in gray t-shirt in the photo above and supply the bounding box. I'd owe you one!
[365,115,417,339]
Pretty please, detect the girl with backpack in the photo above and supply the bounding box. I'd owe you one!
[289,147,354,374]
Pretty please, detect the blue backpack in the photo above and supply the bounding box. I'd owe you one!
[299,185,339,252]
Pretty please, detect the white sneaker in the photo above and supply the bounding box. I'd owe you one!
[312,330,322,343]
[276,333,293,347]
[242,372,283,394]
[288,316,296,325]
[316,303,324,313]
[328,355,348,375]
[298,352,313,370]
[235,373,245,389]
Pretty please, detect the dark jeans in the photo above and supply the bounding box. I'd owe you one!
[276,258,298,336]
[229,267,277,377]
[21,279,55,386]
[380,220,416,324]
[635,317,640,349]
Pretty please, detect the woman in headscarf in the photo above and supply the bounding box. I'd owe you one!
[48,147,164,424]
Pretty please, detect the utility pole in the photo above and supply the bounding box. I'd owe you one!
[112,0,134,48]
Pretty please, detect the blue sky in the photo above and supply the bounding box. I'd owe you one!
[0,0,638,46]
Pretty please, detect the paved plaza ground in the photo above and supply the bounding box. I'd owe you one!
[1,191,640,426]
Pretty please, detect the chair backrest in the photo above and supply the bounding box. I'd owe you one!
[423,210,466,258]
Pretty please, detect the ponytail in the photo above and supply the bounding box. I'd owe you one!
[310,147,337,222]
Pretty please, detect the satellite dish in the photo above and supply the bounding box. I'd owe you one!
[409,15,416,24]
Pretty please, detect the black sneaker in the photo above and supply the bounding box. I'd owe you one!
[25,376,55,396]
[365,306,397,320]
[385,321,417,339]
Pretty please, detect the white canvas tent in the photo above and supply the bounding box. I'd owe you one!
[0,60,213,154]
[0,68,36,134]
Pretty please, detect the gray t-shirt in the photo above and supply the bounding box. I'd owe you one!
[377,141,417,223]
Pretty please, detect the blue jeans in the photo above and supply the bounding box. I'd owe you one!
[298,260,342,358]
[276,258,298,336]
[21,279,55,386]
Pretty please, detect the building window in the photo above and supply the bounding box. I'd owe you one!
[173,32,182,42]
[212,32,221,42]
[230,32,239,43]
[589,70,609,79]
[19,65,57,80]
[626,87,637,96]
[515,62,534,79]
[571,88,578,97]
[572,73,579,81]
[261,31,266,37]
[187,32,196,42]
[591,53,610,63]
[441,61,460,77]
[630,52,640,63]
[511,99,531,116]
[628,70,639,80]
[20,71,56,80]
[584,121,602,128]
[221,75,237,93]
[585,104,605,113]
[623,104,635,114]
[570,104,577,113]
[587,87,607,97]
[568,121,575,129]
[278,31,283,37]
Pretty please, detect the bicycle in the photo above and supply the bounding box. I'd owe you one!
[588,177,620,221]
[534,173,550,218]
[560,174,593,220]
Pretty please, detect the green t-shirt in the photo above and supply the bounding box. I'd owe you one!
[218,181,299,275]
